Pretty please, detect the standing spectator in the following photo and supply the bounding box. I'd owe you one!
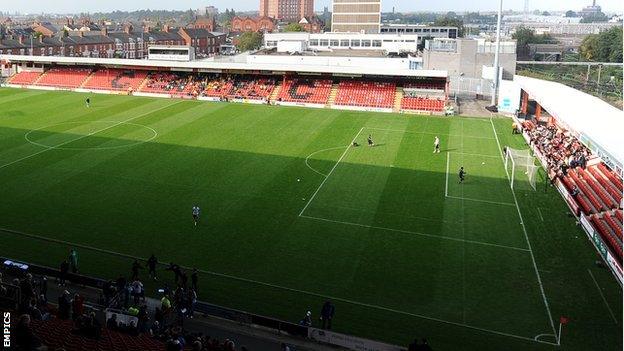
[131,259,142,280]
[72,293,85,320]
[58,290,72,319]
[187,288,197,318]
[69,249,79,273]
[148,254,158,280]
[191,268,199,292]
[319,300,335,330]
[167,262,182,284]
[131,279,144,304]
[59,260,69,286]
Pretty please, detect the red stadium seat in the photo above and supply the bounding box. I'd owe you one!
[277,78,332,104]
[35,67,92,88]
[9,71,42,85]
[334,81,396,108]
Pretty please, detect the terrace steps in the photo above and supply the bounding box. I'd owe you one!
[269,83,282,102]
[32,71,47,85]
[137,75,150,92]
[326,83,339,108]
[393,87,403,113]
[80,71,96,88]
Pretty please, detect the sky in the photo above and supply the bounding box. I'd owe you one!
[1,0,622,15]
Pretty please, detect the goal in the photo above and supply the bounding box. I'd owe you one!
[504,147,539,191]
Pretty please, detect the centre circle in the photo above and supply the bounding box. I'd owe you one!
[24,121,158,150]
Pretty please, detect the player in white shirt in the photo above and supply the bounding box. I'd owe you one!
[192,205,201,226]
[433,136,440,153]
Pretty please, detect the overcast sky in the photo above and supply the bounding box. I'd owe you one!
[1,0,622,15]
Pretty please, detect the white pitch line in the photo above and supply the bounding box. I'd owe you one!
[304,146,346,177]
[445,151,450,197]
[537,207,545,222]
[0,227,554,346]
[364,127,496,140]
[445,195,515,207]
[587,269,618,324]
[449,152,501,159]
[300,214,530,252]
[0,101,181,171]
[298,127,364,217]
[490,118,558,337]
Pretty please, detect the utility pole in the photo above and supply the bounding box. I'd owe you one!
[490,0,503,108]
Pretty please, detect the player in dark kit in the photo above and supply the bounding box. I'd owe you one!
[367,135,374,147]
[192,205,200,226]
[85,97,90,107]
[459,167,466,183]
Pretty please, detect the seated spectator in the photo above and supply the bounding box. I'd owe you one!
[15,314,47,351]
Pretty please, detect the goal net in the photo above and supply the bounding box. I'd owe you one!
[504,147,539,191]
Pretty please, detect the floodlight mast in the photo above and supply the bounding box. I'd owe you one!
[490,0,503,107]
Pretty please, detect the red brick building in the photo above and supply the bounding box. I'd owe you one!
[298,16,324,33]
[231,16,276,33]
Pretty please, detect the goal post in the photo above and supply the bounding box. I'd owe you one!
[504,147,539,191]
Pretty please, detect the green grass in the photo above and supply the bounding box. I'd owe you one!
[0,87,621,350]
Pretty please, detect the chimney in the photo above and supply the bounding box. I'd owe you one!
[18,34,24,44]
[102,27,107,36]
[163,25,169,33]
[124,24,133,34]
[39,35,43,43]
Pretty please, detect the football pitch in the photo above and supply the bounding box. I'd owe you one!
[0,87,621,350]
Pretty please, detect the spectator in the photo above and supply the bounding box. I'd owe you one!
[148,254,158,280]
[15,314,47,351]
[106,313,119,330]
[161,294,172,313]
[39,276,47,299]
[131,259,142,280]
[59,260,69,286]
[71,293,85,320]
[69,249,79,273]
[187,288,197,318]
[299,310,312,326]
[58,290,71,319]
[281,343,292,351]
[191,268,198,292]
[320,300,335,330]
[131,279,144,304]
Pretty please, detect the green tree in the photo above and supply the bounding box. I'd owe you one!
[565,10,577,17]
[284,23,304,32]
[236,32,263,51]
[579,26,623,62]
[434,16,464,37]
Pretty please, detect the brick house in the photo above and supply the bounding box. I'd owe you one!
[230,16,276,33]
[178,28,225,56]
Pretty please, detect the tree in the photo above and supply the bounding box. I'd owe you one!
[236,32,263,52]
[434,16,464,37]
[541,11,550,16]
[284,23,304,32]
[565,10,577,17]
[579,26,623,62]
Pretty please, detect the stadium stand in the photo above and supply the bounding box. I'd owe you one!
[226,76,276,101]
[141,72,205,96]
[400,81,446,112]
[83,69,148,91]
[401,97,445,112]
[522,119,623,264]
[334,80,396,109]
[8,71,42,85]
[34,67,92,88]
[276,78,333,105]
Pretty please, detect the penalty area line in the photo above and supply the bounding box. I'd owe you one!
[0,225,555,347]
